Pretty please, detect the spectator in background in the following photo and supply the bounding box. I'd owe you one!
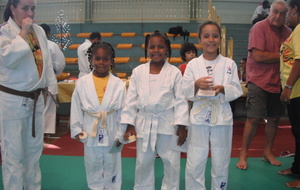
[77,32,101,78]
[239,57,247,82]
[40,23,66,136]
[236,0,291,170]
[252,0,271,25]
[178,42,198,75]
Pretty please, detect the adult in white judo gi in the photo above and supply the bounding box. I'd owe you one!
[182,21,243,190]
[77,32,101,78]
[40,23,66,135]
[121,30,189,190]
[0,0,56,189]
[71,41,126,190]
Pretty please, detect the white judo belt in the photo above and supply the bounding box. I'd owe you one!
[139,109,172,152]
[86,110,115,138]
[193,100,219,124]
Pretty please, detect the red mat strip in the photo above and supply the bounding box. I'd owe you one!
[43,120,294,158]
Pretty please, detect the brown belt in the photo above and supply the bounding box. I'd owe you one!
[0,84,58,138]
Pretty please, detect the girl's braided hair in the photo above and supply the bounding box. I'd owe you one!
[87,41,115,64]
[144,30,172,59]
[86,41,115,71]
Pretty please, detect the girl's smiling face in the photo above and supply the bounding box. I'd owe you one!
[92,48,112,77]
[198,24,221,59]
[147,36,168,64]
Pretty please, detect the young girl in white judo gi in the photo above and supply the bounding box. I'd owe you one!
[182,21,243,190]
[70,41,126,190]
[120,30,189,190]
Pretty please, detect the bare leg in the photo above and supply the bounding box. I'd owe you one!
[262,117,281,166]
[236,117,260,170]
[286,180,300,188]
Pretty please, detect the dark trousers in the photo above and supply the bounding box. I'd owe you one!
[288,97,300,174]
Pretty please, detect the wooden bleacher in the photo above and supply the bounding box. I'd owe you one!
[63,31,203,65]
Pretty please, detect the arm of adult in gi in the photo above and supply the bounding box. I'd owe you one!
[0,18,32,68]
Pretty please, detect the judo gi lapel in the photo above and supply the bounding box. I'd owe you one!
[101,73,114,110]
[85,73,101,111]
[211,55,225,85]
[197,55,210,78]
[196,55,225,84]
[139,62,151,105]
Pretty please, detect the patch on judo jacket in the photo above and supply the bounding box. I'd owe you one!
[220,182,226,190]
[112,175,116,183]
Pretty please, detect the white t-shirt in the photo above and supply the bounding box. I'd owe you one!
[252,5,269,22]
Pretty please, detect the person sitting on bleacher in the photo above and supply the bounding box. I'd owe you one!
[178,42,198,75]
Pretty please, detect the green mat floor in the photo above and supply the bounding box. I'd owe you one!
[0,155,297,190]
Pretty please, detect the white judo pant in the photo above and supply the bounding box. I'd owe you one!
[134,134,181,190]
[185,125,232,190]
[43,94,57,134]
[0,112,43,190]
[84,144,122,190]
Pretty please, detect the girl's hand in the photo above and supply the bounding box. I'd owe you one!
[280,88,291,104]
[75,132,83,143]
[195,76,214,89]
[124,124,137,141]
[211,85,224,95]
[116,141,122,147]
[177,125,187,146]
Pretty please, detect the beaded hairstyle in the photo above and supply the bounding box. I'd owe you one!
[87,41,115,64]
[86,41,115,71]
[144,30,172,59]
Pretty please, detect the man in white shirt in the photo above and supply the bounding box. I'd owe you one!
[252,0,270,24]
